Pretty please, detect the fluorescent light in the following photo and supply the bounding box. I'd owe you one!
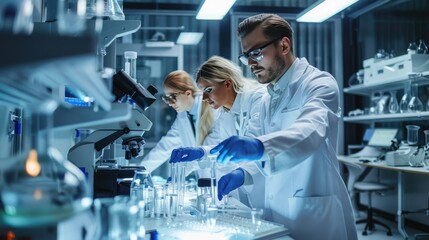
[196,0,237,20]
[297,0,359,23]
[176,32,204,45]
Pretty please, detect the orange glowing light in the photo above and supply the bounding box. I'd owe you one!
[25,149,41,177]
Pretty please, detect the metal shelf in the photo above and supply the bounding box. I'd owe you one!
[0,20,141,112]
[0,32,112,111]
[344,111,429,124]
[344,71,429,96]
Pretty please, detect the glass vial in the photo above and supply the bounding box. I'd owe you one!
[124,51,137,81]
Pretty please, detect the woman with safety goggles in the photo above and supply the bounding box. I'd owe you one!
[140,70,219,175]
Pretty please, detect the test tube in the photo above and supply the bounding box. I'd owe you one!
[209,155,217,205]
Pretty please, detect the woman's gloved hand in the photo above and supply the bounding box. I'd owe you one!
[210,136,264,164]
[169,147,204,163]
[217,168,245,201]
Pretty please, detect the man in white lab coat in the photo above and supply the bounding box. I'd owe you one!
[211,14,358,239]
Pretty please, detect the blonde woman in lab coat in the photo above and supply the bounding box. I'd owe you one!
[206,14,358,240]
[141,70,218,175]
[169,56,266,199]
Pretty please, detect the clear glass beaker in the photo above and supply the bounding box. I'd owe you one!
[388,90,399,113]
[406,125,420,146]
[0,107,92,227]
[130,169,154,217]
[399,81,412,113]
[407,83,423,112]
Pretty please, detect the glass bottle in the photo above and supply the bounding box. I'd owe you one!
[417,39,428,54]
[407,83,423,112]
[399,81,411,113]
[407,42,418,54]
[388,90,399,113]
[1,107,91,227]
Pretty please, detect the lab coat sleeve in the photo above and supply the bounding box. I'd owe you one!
[140,117,182,173]
[257,73,340,173]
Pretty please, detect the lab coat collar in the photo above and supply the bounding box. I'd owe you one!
[229,91,243,116]
[189,93,202,116]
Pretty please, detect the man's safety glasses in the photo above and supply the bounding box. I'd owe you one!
[161,92,185,104]
[238,38,281,65]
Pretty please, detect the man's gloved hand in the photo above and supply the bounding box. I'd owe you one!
[217,168,245,201]
[169,147,204,163]
[210,136,264,164]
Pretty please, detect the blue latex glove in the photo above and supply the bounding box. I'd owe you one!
[217,168,245,201]
[169,147,204,163]
[210,136,264,164]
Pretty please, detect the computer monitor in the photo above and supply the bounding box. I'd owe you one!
[367,128,398,148]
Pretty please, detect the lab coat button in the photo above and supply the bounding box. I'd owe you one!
[269,194,274,200]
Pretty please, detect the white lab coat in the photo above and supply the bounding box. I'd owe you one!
[141,94,219,174]
[200,84,266,203]
[243,58,357,240]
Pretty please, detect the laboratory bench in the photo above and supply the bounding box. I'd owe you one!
[338,155,429,239]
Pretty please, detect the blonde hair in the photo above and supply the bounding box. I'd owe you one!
[163,70,214,145]
[196,55,259,92]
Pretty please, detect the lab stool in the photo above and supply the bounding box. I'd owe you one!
[354,181,394,236]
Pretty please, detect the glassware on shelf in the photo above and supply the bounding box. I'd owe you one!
[375,92,389,115]
[407,42,418,54]
[424,130,429,169]
[0,107,92,227]
[388,90,399,113]
[426,87,429,112]
[406,125,420,146]
[417,39,428,54]
[399,81,412,113]
[407,83,423,112]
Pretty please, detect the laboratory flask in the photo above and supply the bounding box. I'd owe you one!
[388,90,399,113]
[407,83,423,112]
[170,163,186,216]
[130,169,154,217]
[407,42,418,54]
[399,81,412,113]
[0,107,92,227]
[417,40,428,54]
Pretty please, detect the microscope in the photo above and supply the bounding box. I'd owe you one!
[68,70,157,197]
